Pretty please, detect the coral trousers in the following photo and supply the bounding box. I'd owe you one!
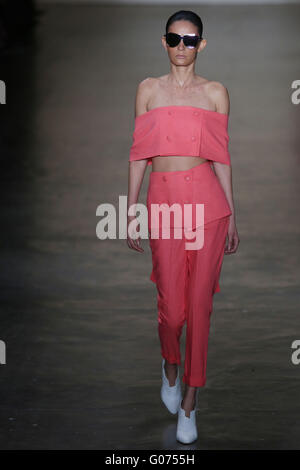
[147,161,232,387]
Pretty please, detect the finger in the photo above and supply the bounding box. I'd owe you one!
[127,236,139,251]
[225,236,233,253]
[127,238,136,250]
[232,237,240,252]
[229,237,239,253]
[133,237,144,252]
[126,237,133,248]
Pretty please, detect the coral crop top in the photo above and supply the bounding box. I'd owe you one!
[129,105,231,166]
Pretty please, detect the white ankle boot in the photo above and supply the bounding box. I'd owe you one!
[161,358,182,414]
[176,393,198,444]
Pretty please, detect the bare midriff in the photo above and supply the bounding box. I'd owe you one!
[151,155,208,172]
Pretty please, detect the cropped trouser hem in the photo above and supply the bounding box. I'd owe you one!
[160,354,206,386]
[161,352,181,366]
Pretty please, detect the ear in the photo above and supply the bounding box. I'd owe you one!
[197,38,207,52]
[161,35,167,52]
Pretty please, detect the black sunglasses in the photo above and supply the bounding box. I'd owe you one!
[164,32,202,49]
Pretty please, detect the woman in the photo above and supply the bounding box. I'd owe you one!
[127,10,239,444]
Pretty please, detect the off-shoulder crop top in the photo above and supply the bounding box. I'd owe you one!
[129,105,231,166]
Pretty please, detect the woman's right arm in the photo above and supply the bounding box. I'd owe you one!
[127,78,152,252]
[127,159,147,252]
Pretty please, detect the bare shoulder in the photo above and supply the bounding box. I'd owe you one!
[134,77,158,117]
[205,80,230,115]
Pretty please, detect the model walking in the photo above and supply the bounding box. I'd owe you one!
[127,10,239,444]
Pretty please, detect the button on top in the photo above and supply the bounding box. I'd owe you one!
[193,111,199,116]
[185,176,191,181]
[168,110,172,115]
[166,135,171,141]
[162,176,167,182]
[191,136,196,141]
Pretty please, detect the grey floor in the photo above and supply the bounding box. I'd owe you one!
[0,3,300,450]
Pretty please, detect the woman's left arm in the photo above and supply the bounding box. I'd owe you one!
[210,81,240,254]
[213,162,240,254]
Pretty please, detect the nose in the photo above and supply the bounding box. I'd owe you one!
[178,39,185,50]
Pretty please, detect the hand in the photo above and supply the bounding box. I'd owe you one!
[126,215,144,253]
[225,216,240,254]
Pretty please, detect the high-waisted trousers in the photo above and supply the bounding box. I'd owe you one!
[146,161,232,387]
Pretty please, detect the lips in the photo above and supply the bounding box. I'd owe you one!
[176,55,186,58]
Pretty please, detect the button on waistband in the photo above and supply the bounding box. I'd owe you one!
[151,171,195,183]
